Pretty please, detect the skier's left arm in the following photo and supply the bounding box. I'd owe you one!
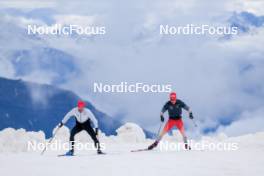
[86,108,99,134]
[181,101,194,119]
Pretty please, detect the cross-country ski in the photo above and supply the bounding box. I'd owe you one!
[131,148,149,152]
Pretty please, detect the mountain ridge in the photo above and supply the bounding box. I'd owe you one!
[0,77,153,138]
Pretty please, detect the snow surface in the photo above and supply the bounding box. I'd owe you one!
[0,123,264,176]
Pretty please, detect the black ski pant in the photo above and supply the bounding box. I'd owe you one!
[69,119,100,152]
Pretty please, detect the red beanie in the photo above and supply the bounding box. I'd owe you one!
[169,92,177,101]
[77,100,86,108]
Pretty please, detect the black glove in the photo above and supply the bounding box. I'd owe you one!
[95,128,99,135]
[160,115,165,122]
[189,112,194,119]
[58,122,63,128]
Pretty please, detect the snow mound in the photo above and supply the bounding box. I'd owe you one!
[53,126,70,143]
[1,126,264,153]
[0,128,45,153]
[116,123,146,143]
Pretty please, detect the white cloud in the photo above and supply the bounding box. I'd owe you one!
[0,57,15,78]
[216,108,264,136]
[2,14,46,29]
[0,0,55,9]
[53,14,97,27]
[228,0,264,15]
[22,70,58,85]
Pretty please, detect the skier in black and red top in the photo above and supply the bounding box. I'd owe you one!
[148,92,194,150]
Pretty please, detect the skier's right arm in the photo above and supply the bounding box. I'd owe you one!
[160,103,168,122]
[60,108,75,126]
[161,103,168,115]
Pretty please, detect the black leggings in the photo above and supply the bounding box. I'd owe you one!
[69,120,100,152]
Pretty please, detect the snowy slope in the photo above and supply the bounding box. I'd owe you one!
[2,145,263,176]
[0,123,263,176]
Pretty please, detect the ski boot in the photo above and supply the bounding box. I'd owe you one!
[183,137,191,150]
[97,148,106,154]
[65,150,74,156]
[184,144,191,150]
[148,140,159,150]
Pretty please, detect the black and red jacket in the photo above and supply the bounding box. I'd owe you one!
[161,99,189,120]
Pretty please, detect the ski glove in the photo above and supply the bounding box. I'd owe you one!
[160,115,165,122]
[58,122,63,128]
[189,112,194,119]
[95,128,99,136]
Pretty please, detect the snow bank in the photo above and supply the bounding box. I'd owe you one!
[1,126,264,153]
[53,126,70,143]
[227,131,264,149]
[116,123,146,143]
[0,123,147,153]
[0,128,45,153]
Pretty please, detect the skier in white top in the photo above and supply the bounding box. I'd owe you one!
[58,100,103,155]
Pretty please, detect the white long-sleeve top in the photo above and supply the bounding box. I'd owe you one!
[61,107,98,128]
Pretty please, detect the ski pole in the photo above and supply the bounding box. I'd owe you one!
[155,122,163,139]
[41,126,60,155]
[192,119,198,127]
